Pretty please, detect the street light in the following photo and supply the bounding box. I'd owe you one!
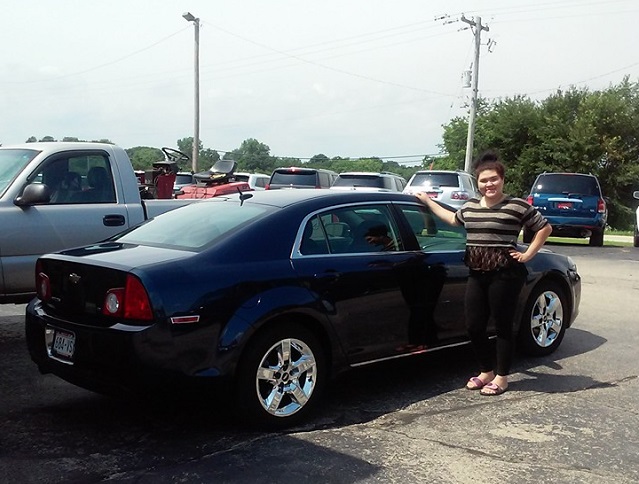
[182,11,200,173]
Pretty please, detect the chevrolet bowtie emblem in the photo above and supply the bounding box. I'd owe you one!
[68,273,81,284]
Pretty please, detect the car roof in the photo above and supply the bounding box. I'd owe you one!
[234,172,269,177]
[338,172,400,177]
[272,166,337,174]
[209,187,418,209]
[412,170,469,175]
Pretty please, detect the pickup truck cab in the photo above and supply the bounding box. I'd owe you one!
[0,142,192,303]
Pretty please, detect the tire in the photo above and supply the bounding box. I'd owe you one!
[522,228,534,244]
[634,226,639,248]
[589,229,604,247]
[518,281,568,356]
[234,323,326,429]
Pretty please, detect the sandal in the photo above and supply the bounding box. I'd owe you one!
[466,377,488,390]
[480,382,507,396]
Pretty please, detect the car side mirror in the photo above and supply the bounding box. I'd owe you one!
[633,191,639,200]
[14,183,52,206]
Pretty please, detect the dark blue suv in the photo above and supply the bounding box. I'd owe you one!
[525,172,607,246]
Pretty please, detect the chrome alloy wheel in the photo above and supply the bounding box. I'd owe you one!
[530,289,564,348]
[255,338,318,418]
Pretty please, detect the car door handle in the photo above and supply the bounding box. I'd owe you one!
[103,214,126,227]
[317,270,341,282]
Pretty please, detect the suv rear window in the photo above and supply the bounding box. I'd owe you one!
[534,174,600,196]
[333,175,385,189]
[270,171,318,186]
[409,172,459,187]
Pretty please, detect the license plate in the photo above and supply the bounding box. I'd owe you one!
[51,330,76,360]
[426,192,438,198]
[557,202,573,209]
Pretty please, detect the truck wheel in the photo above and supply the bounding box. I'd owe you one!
[589,229,604,247]
[518,281,568,356]
[234,323,326,429]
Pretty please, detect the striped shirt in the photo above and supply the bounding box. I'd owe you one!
[455,196,548,248]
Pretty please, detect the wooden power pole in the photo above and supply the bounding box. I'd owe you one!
[461,15,489,173]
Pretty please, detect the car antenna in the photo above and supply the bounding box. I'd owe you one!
[236,186,253,205]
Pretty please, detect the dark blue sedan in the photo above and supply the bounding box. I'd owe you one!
[26,190,581,427]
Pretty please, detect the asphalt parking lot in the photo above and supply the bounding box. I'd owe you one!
[0,242,637,483]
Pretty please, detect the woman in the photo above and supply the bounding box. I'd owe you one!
[416,151,552,396]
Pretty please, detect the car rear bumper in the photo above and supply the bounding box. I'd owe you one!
[25,300,230,394]
[544,215,606,238]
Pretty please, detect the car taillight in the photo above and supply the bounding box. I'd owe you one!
[451,191,469,200]
[597,198,606,213]
[102,274,153,320]
[35,261,51,302]
[526,195,534,205]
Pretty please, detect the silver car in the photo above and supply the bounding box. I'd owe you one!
[403,170,480,209]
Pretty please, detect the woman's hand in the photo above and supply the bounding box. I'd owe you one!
[509,249,532,264]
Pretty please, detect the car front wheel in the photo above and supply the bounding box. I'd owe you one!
[634,225,639,248]
[518,282,568,356]
[234,323,326,428]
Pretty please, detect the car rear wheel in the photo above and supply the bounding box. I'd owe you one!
[634,226,639,248]
[518,281,567,356]
[589,229,604,246]
[234,323,326,428]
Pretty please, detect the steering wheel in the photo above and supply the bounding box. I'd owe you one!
[161,147,191,165]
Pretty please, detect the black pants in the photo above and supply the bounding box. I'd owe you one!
[464,265,527,376]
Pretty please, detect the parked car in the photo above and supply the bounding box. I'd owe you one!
[403,170,480,209]
[330,171,407,192]
[633,190,639,248]
[173,172,194,194]
[266,167,337,190]
[26,190,581,428]
[234,172,270,191]
[525,172,607,246]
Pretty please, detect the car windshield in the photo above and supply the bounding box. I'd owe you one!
[535,175,599,196]
[115,200,270,250]
[333,175,384,188]
[0,149,40,196]
[270,171,317,185]
[410,173,459,187]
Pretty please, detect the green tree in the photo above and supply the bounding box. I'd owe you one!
[177,137,219,171]
[227,138,276,173]
[126,146,163,170]
[440,79,639,229]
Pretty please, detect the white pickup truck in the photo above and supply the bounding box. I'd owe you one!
[0,142,194,303]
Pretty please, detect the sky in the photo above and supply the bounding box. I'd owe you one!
[1,0,638,165]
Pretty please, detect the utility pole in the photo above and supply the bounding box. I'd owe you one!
[461,15,489,173]
[182,12,200,173]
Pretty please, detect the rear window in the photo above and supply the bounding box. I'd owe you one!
[333,175,384,188]
[534,174,600,196]
[175,174,193,185]
[116,200,269,250]
[270,171,318,186]
[410,173,460,188]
